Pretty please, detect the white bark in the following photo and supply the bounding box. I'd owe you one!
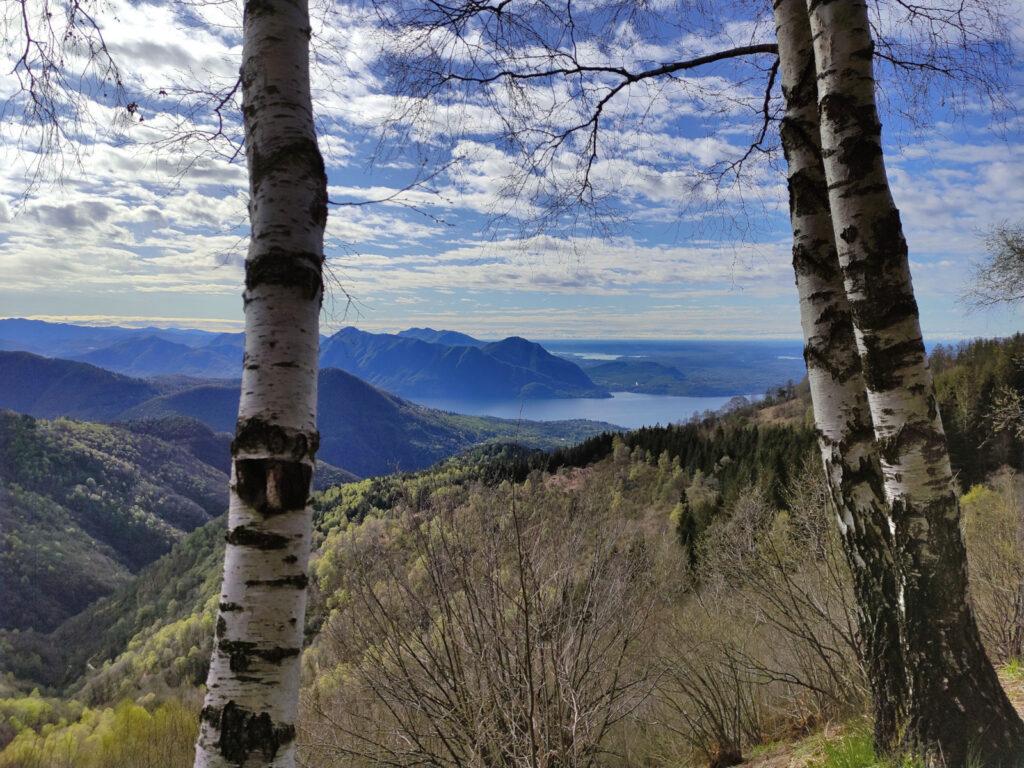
[194,0,326,764]
[773,0,904,750]
[806,0,1024,763]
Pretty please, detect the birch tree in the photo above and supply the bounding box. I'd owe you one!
[771,0,904,753]
[5,3,327,766]
[192,0,326,766]
[806,1,1024,764]
[376,3,1011,758]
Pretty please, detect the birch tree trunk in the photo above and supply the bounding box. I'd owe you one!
[772,0,905,752]
[806,1,1024,764]
[194,0,326,764]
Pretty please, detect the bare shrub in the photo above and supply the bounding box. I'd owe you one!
[687,465,865,740]
[301,451,875,767]
[657,640,766,768]
[962,467,1024,662]
[302,479,657,767]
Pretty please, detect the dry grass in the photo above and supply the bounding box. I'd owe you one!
[737,665,1024,767]
[753,398,809,428]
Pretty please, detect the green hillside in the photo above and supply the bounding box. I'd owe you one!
[4,337,1024,766]
[0,400,814,700]
[4,410,1005,767]
[0,411,227,631]
[0,351,614,477]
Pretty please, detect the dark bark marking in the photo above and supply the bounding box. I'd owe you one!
[787,167,829,217]
[234,458,312,516]
[226,525,290,550]
[233,417,319,461]
[244,574,309,589]
[249,137,325,204]
[202,701,296,765]
[836,134,883,182]
[860,337,925,393]
[243,0,278,20]
[245,249,323,299]
[219,639,301,673]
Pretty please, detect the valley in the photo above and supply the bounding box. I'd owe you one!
[2,333,1015,765]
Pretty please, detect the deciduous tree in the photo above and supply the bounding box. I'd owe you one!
[192,0,327,766]
[772,0,904,752]
[806,1,1024,763]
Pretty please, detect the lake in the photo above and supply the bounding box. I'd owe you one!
[411,391,742,429]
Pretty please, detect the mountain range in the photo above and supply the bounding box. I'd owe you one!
[0,320,607,399]
[0,351,613,478]
[320,327,608,399]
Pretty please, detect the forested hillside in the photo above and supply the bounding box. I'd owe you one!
[0,412,226,631]
[932,335,1024,486]
[0,352,613,477]
[2,337,1024,767]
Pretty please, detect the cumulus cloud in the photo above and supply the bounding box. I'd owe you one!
[0,0,1020,339]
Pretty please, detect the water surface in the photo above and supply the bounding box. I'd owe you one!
[412,391,739,430]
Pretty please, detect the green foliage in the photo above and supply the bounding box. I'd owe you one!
[816,728,881,768]
[0,411,227,631]
[0,699,197,768]
[0,691,84,750]
[811,724,924,768]
[0,517,225,694]
[548,417,817,547]
[931,334,1024,488]
[1003,657,1024,682]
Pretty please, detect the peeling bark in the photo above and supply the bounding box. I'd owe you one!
[806,1,1024,764]
[772,0,905,753]
[194,0,325,764]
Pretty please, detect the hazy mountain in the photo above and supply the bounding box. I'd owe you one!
[120,367,613,477]
[480,336,602,395]
[73,335,241,378]
[546,339,808,396]
[0,351,159,419]
[0,351,614,478]
[2,322,611,400]
[320,326,608,399]
[397,327,484,346]
[0,318,218,357]
[118,383,241,431]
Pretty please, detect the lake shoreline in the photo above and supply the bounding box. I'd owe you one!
[409,391,749,430]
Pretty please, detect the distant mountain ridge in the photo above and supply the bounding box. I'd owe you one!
[73,335,241,378]
[0,350,160,419]
[321,326,608,399]
[0,320,606,399]
[0,351,614,478]
[397,327,484,346]
[0,318,219,357]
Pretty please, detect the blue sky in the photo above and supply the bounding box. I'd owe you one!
[0,0,1021,340]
